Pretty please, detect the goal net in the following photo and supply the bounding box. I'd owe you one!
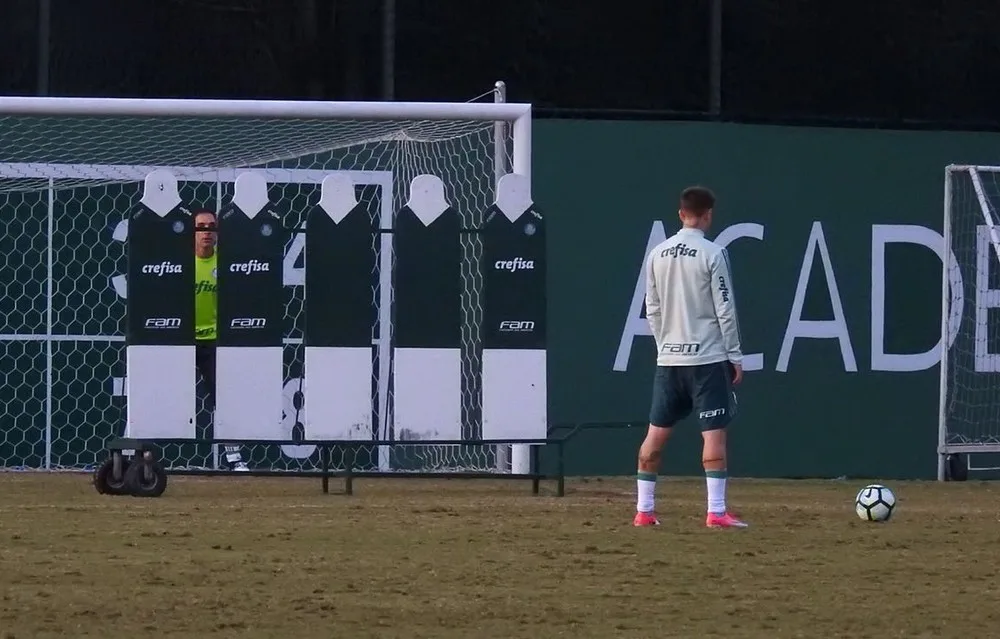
[0,95,530,474]
[940,165,1000,478]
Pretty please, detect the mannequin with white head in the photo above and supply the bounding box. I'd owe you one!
[140,169,182,217]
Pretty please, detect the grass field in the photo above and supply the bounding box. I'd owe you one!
[1,474,998,638]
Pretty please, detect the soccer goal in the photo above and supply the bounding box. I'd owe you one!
[0,87,539,477]
[939,164,1000,480]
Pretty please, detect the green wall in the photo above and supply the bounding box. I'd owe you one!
[535,120,1000,480]
[2,118,998,480]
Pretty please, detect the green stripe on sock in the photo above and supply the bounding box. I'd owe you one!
[705,470,727,479]
[637,471,657,482]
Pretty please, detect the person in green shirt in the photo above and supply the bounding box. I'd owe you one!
[193,210,248,472]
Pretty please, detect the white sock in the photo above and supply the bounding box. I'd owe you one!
[706,470,727,514]
[636,472,656,513]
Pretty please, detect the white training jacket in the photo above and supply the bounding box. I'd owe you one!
[644,227,744,367]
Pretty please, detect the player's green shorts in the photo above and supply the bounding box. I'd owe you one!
[649,361,736,431]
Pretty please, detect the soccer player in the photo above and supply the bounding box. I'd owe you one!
[633,186,747,529]
[194,210,249,472]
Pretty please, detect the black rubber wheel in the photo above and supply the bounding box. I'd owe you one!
[93,458,131,495]
[946,453,968,482]
[123,459,168,498]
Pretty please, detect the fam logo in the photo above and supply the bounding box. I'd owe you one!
[230,317,266,329]
[144,316,181,329]
[499,320,535,333]
[660,341,700,355]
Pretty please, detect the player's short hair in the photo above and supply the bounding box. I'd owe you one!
[679,186,716,216]
[193,210,217,231]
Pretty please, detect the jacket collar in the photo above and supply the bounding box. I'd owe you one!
[678,227,705,238]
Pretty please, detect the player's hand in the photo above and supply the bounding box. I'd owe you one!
[729,361,743,386]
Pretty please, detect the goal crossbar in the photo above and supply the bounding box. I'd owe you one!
[0,96,531,121]
[0,95,533,184]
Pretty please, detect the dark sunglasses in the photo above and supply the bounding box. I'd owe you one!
[195,223,217,232]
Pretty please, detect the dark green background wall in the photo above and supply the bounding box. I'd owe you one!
[534,120,1000,480]
[3,118,998,479]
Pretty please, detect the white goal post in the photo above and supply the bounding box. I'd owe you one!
[0,91,537,476]
[939,164,1000,479]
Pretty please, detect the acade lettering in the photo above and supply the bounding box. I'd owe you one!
[617,220,956,375]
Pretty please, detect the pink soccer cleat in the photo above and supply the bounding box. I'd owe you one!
[633,511,661,527]
[706,512,748,529]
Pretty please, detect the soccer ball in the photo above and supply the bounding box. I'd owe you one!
[855,484,896,522]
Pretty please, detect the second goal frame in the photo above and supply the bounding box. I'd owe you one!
[939,164,1000,480]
